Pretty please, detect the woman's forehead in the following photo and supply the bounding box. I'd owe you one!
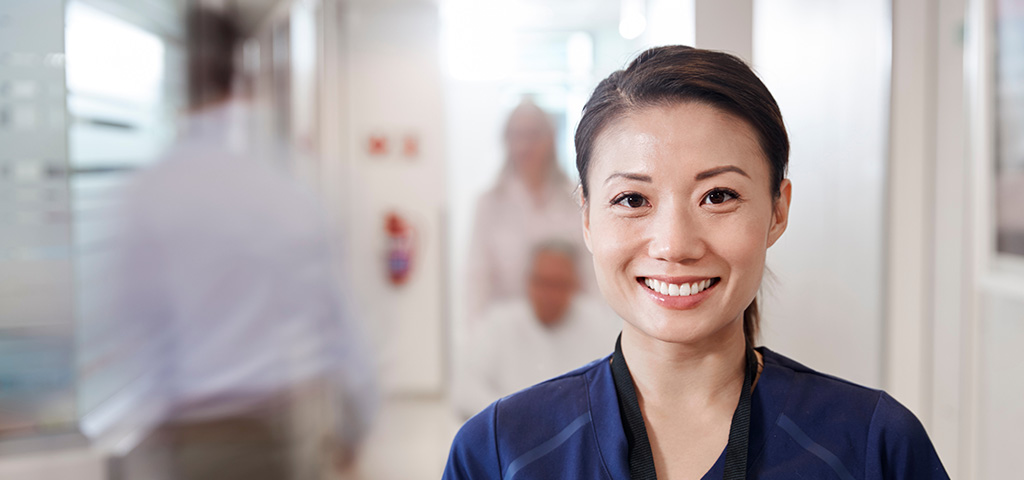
[589,103,767,178]
[601,102,756,142]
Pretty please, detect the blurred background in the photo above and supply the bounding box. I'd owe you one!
[0,0,1021,478]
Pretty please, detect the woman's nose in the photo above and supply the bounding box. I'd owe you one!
[647,205,707,263]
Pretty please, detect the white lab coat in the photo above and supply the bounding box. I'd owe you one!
[454,295,620,418]
[465,175,596,324]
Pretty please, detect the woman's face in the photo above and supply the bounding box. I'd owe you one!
[506,108,554,182]
[582,102,791,347]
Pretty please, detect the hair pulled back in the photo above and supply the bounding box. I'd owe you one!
[574,45,789,349]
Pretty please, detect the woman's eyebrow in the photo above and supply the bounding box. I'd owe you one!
[695,165,749,180]
[604,172,652,184]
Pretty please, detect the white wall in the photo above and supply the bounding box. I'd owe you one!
[341,0,447,396]
[250,0,448,398]
[927,0,972,473]
[750,0,892,389]
[887,0,936,424]
[696,0,751,61]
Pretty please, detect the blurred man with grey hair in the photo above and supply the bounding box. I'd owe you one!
[454,240,620,418]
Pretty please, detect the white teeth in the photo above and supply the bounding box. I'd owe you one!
[644,278,716,297]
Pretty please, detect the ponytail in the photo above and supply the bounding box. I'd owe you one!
[743,297,760,350]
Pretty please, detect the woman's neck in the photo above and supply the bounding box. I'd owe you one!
[619,319,748,411]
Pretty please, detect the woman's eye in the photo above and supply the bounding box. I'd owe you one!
[702,189,737,205]
[613,193,648,208]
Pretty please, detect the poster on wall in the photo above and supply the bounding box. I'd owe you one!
[995,0,1024,257]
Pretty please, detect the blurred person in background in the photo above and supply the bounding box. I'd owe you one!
[110,4,375,479]
[465,99,595,324]
[454,240,618,419]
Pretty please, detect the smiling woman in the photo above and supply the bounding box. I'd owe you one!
[582,102,787,357]
[443,46,949,480]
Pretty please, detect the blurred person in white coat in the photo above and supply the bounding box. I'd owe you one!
[111,5,375,479]
[464,100,596,324]
[455,240,619,419]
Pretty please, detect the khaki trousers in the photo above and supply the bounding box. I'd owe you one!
[156,381,337,480]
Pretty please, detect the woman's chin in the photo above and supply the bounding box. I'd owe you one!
[624,313,742,347]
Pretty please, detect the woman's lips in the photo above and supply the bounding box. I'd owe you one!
[637,276,720,309]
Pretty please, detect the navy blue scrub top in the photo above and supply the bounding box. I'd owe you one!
[443,347,949,479]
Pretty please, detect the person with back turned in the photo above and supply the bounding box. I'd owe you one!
[112,4,375,479]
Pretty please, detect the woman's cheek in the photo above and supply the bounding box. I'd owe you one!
[711,213,770,274]
[591,213,636,271]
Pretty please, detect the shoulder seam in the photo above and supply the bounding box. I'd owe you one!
[494,397,504,479]
[774,364,882,394]
[583,368,614,480]
[762,349,882,393]
[864,389,885,477]
[527,358,604,388]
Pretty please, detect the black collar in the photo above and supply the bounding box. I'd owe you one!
[610,334,758,480]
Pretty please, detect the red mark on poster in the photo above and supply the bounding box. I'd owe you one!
[402,134,419,159]
[368,135,388,156]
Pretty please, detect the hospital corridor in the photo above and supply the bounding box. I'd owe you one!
[1,0,1022,479]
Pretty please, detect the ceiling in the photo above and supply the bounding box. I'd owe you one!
[227,0,624,35]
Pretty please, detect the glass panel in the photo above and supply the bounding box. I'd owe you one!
[0,0,77,439]
[63,0,178,437]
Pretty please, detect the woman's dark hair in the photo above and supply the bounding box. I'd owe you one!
[574,45,789,349]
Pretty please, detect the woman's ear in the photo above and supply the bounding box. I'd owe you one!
[575,186,595,253]
[767,179,792,248]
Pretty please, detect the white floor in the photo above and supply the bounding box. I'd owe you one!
[0,398,462,480]
[350,397,462,480]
